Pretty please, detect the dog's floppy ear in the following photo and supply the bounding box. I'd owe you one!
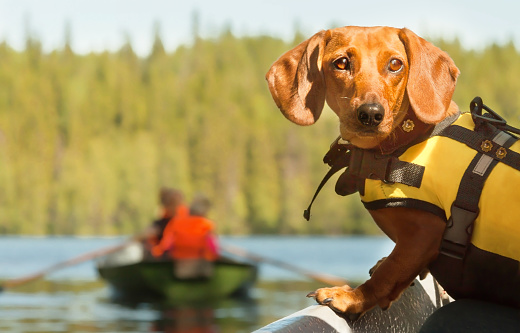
[399,28,460,124]
[266,30,330,125]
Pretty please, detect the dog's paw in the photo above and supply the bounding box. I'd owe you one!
[307,285,367,318]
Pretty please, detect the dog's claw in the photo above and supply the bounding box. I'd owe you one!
[322,297,333,304]
[306,291,317,298]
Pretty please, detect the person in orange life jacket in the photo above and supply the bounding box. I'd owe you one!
[152,194,218,278]
[146,187,189,249]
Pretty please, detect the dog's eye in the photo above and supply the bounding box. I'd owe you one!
[388,59,403,72]
[333,57,350,71]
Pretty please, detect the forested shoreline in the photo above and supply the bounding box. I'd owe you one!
[1,28,519,236]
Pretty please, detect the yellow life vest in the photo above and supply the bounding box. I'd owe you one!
[361,112,520,263]
[306,98,520,306]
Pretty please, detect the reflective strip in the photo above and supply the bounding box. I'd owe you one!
[473,131,511,176]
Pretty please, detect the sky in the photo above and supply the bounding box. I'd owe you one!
[0,0,519,56]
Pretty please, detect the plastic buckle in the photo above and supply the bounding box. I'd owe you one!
[439,204,479,260]
[439,240,466,260]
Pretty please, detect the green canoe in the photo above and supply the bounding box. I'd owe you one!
[96,242,258,303]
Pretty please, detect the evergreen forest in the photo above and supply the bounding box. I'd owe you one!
[1,27,519,235]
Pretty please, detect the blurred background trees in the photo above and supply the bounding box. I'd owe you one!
[0,27,518,235]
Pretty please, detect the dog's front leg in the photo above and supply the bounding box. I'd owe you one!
[309,207,445,316]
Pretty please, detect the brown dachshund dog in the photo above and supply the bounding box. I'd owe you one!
[266,26,463,316]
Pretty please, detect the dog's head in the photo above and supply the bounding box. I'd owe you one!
[266,26,460,149]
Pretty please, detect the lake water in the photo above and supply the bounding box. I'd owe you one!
[0,236,394,332]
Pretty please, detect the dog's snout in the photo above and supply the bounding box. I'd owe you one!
[357,103,385,127]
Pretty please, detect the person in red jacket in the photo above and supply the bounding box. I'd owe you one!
[146,187,189,249]
[152,194,218,278]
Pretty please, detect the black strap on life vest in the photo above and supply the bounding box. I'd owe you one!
[303,140,351,221]
[335,148,425,197]
[303,111,461,221]
[304,141,426,221]
[437,97,520,260]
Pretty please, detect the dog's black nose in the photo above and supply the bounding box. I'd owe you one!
[357,103,385,127]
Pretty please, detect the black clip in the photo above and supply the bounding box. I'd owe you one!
[439,204,479,260]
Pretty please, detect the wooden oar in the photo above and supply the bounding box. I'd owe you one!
[0,232,149,292]
[220,243,349,286]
